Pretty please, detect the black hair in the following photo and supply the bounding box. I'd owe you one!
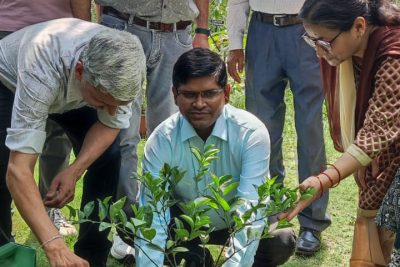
[172,48,227,89]
[300,0,400,31]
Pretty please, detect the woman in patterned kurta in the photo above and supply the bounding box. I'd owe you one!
[279,0,400,266]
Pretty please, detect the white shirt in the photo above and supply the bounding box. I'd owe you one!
[0,18,132,154]
[227,0,305,50]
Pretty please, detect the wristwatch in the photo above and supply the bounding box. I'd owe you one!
[195,28,211,36]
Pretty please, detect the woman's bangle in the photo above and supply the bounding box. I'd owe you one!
[319,172,334,187]
[327,163,342,187]
[41,235,63,248]
[312,176,324,199]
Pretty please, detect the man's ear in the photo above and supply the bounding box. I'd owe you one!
[172,86,178,105]
[75,61,84,81]
[224,84,231,103]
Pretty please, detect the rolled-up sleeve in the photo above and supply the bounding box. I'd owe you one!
[97,102,132,129]
[227,0,250,50]
[6,70,57,154]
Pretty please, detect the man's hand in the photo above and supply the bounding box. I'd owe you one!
[227,49,245,83]
[278,176,322,221]
[44,166,79,208]
[192,33,209,48]
[44,121,119,208]
[44,238,89,267]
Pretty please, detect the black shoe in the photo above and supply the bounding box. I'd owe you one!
[295,227,321,256]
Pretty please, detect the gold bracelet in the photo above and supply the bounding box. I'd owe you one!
[41,235,63,248]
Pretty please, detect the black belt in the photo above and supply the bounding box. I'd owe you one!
[254,11,302,27]
[103,6,191,32]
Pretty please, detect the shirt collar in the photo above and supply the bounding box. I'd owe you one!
[180,105,228,142]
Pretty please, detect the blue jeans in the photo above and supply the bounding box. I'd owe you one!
[100,14,192,211]
[245,14,331,232]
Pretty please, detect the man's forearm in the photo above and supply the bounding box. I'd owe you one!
[71,0,92,21]
[195,0,209,29]
[6,152,60,244]
[69,121,120,179]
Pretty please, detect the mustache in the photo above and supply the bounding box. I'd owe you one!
[189,110,210,115]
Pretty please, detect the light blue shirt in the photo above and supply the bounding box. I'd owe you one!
[136,104,271,267]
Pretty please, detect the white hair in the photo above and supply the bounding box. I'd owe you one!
[81,28,146,101]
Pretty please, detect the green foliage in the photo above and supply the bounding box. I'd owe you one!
[67,144,315,267]
[209,0,229,58]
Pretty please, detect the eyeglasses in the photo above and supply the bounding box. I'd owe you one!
[302,31,342,52]
[177,88,225,101]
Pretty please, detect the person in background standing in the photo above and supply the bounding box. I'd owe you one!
[227,0,330,256]
[93,0,210,260]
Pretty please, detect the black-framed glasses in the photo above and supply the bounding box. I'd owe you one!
[302,31,342,52]
[177,88,225,101]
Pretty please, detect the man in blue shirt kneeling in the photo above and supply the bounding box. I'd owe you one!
[135,48,296,267]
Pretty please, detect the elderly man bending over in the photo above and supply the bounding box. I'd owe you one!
[0,18,145,267]
[136,48,296,267]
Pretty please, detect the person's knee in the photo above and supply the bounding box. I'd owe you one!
[254,228,296,266]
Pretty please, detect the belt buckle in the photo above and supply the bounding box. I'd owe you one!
[273,15,286,27]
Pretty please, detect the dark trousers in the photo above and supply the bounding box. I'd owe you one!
[0,82,121,267]
[245,14,331,232]
[166,206,296,267]
[0,30,13,245]
[0,84,13,246]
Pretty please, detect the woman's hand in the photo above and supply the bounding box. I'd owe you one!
[279,176,324,221]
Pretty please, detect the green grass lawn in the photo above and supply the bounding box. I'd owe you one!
[12,89,358,266]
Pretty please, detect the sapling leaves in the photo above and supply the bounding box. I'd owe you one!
[174,229,190,241]
[146,242,165,253]
[222,181,239,196]
[131,217,147,228]
[66,204,77,219]
[180,214,195,230]
[193,196,211,208]
[66,144,314,267]
[171,246,190,254]
[142,228,156,241]
[118,209,128,226]
[210,187,230,211]
[97,199,107,221]
[191,147,202,164]
[99,222,112,232]
[110,197,126,221]
[300,187,317,200]
[276,219,294,229]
